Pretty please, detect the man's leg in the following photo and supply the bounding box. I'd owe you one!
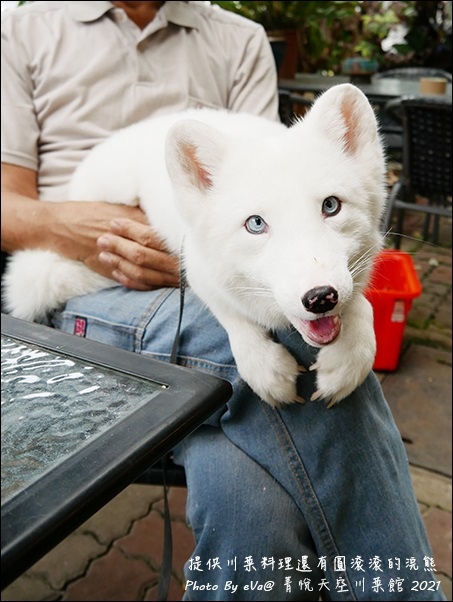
[174,425,324,601]
[53,287,446,601]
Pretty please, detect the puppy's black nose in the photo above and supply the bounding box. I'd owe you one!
[302,286,338,314]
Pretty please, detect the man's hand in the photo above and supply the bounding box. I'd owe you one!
[97,218,180,290]
[2,163,179,291]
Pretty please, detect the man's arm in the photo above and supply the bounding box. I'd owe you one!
[227,25,280,120]
[1,163,179,289]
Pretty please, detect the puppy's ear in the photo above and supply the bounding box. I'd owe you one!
[304,83,381,156]
[165,119,228,199]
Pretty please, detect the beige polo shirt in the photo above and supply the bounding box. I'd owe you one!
[1,1,279,200]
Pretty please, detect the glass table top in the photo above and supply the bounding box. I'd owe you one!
[1,334,163,502]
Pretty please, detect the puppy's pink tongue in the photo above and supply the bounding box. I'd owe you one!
[299,316,341,345]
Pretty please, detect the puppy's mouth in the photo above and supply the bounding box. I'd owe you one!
[291,315,341,347]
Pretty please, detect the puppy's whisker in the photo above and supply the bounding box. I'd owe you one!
[349,243,383,282]
[230,287,272,298]
[230,285,273,297]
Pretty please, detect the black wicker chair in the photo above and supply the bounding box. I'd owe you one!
[372,68,452,156]
[382,95,452,248]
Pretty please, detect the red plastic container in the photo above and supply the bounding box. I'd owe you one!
[365,250,422,371]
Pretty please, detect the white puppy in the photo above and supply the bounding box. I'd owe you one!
[3,84,387,407]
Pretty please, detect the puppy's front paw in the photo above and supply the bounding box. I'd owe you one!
[309,295,376,406]
[237,340,303,408]
[310,336,375,407]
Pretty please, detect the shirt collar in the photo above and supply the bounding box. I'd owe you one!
[162,1,200,30]
[66,1,199,29]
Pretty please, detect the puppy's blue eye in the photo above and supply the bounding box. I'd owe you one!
[245,215,268,234]
[322,196,341,217]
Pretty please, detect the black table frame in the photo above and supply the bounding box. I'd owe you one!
[1,314,232,588]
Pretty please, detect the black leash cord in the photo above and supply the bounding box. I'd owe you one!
[157,257,187,601]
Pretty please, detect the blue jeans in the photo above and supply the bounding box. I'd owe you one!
[52,286,446,601]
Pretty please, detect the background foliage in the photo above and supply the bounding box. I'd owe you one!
[212,1,452,74]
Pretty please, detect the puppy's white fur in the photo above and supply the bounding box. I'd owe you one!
[3,84,387,406]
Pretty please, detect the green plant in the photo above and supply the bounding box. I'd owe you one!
[353,9,400,59]
[211,1,452,74]
[212,1,362,72]
[389,1,452,70]
[211,1,308,30]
